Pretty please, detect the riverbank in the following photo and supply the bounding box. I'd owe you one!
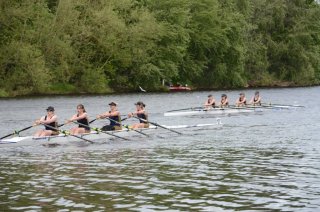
[1,82,319,98]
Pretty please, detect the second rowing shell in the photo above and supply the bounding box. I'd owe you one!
[164,108,262,117]
[0,122,223,147]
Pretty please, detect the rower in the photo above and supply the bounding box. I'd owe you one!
[65,104,90,135]
[250,91,262,106]
[128,101,149,129]
[236,92,247,107]
[97,102,122,131]
[34,106,59,137]
[204,95,215,109]
[220,94,229,108]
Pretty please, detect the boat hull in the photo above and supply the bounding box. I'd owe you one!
[0,123,222,146]
[164,108,260,117]
[169,86,191,92]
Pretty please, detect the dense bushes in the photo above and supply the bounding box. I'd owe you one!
[0,0,319,96]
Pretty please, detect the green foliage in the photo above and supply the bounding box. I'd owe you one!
[48,83,76,94]
[0,0,320,96]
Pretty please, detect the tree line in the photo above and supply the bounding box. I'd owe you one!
[0,0,319,97]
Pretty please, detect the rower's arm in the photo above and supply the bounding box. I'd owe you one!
[70,113,88,121]
[34,116,44,125]
[128,110,144,117]
[41,115,57,124]
[98,111,119,118]
[243,97,247,104]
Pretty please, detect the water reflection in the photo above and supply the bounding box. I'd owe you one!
[0,143,319,211]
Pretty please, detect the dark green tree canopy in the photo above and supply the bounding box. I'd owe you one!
[0,0,319,96]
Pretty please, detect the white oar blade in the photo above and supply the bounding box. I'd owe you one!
[0,136,31,144]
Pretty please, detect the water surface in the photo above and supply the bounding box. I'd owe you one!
[0,87,319,211]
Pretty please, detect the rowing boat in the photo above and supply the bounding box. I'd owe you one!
[0,122,222,146]
[164,107,260,117]
[164,103,304,117]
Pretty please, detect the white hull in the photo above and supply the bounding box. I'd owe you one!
[0,122,222,146]
[164,108,259,117]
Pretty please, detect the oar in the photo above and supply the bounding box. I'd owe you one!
[89,118,97,124]
[1,125,35,140]
[133,116,182,135]
[105,117,149,137]
[70,120,129,141]
[166,107,203,113]
[245,105,279,110]
[261,103,304,108]
[41,123,93,143]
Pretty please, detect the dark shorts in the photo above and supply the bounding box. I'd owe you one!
[51,131,59,135]
[101,125,122,131]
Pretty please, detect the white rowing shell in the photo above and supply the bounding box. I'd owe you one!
[164,108,259,117]
[0,122,222,145]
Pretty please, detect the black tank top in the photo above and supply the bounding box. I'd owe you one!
[77,114,90,131]
[44,115,58,131]
[208,100,215,106]
[109,113,121,127]
[137,113,148,123]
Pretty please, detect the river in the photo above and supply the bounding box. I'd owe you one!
[0,87,319,211]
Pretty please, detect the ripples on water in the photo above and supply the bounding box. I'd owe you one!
[0,87,320,211]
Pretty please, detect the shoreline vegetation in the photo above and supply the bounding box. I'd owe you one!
[1,0,320,98]
[1,84,318,99]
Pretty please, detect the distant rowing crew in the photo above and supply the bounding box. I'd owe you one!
[164,91,303,117]
[33,101,148,137]
[204,91,261,109]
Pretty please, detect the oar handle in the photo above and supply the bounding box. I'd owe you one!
[89,118,97,124]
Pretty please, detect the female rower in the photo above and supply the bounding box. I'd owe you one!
[128,101,149,129]
[204,95,215,109]
[250,91,262,106]
[34,106,59,137]
[236,92,247,107]
[65,104,90,135]
[220,94,229,108]
[97,102,122,131]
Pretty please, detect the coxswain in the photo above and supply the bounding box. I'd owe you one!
[128,101,149,129]
[220,94,229,108]
[250,91,262,106]
[65,104,90,135]
[97,102,122,131]
[204,95,215,109]
[34,106,59,137]
[236,92,247,107]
